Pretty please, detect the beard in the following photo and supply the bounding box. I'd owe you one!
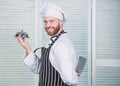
[45,24,61,36]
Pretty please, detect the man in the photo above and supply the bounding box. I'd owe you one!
[15,3,78,86]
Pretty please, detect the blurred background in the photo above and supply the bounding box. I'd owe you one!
[0,0,120,86]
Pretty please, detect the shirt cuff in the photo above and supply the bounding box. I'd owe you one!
[23,52,36,66]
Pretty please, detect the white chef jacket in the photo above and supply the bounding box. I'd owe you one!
[23,33,78,85]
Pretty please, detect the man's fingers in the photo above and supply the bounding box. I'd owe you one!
[23,37,28,43]
[15,37,26,46]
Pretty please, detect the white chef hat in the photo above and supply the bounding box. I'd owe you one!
[40,3,67,23]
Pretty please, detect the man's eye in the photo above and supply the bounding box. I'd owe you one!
[50,20,54,23]
[44,21,47,23]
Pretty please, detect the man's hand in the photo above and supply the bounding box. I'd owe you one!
[76,71,80,77]
[15,37,32,56]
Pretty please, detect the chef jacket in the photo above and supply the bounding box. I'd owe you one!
[23,33,78,85]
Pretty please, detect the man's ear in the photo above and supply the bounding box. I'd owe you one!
[59,20,63,26]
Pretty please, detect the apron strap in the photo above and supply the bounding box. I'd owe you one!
[34,30,66,53]
[49,30,66,47]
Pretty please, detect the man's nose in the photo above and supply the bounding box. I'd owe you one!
[46,22,51,28]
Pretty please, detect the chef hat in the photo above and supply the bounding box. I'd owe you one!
[40,3,67,23]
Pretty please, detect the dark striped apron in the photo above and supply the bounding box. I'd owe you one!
[38,31,72,86]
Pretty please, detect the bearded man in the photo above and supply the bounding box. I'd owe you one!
[15,3,78,86]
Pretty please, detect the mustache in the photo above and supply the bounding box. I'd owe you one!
[45,27,54,29]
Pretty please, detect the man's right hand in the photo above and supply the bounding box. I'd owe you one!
[15,37,32,56]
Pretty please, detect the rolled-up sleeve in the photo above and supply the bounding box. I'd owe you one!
[23,52,42,74]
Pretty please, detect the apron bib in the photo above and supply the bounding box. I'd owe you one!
[38,31,72,86]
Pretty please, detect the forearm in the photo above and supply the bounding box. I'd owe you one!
[59,65,78,85]
[25,47,32,57]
